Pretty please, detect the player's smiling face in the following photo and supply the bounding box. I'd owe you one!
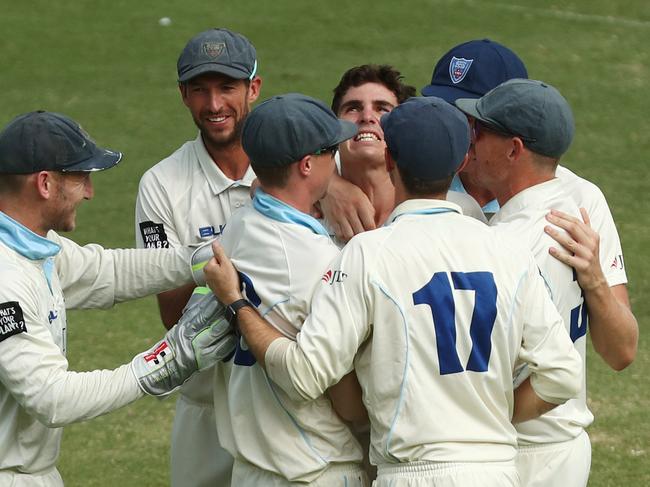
[181,72,260,151]
[336,82,397,164]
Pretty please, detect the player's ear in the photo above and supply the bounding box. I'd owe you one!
[179,83,190,106]
[35,171,54,200]
[508,137,526,161]
[297,155,312,177]
[247,76,262,104]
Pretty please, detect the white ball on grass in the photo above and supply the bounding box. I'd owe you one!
[159,17,172,26]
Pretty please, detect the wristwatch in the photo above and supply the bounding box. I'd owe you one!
[225,298,254,323]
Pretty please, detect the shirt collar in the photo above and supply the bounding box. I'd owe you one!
[0,211,61,260]
[385,199,462,225]
[450,173,500,214]
[193,134,256,196]
[253,189,330,237]
[492,177,563,225]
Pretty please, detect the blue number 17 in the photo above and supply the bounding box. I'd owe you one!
[412,272,497,375]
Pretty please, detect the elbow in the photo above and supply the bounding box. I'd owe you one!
[595,341,637,372]
[603,348,636,371]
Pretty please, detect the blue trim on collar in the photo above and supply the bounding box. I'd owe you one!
[0,211,61,260]
[252,189,330,237]
[450,174,500,214]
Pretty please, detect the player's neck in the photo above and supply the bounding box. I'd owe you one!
[0,199,48,237]
[496,170,557,206]
[341,158,395,226]
[204,139,250,181]
[459,172,495,207]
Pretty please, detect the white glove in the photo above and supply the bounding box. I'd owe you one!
[190,239,217,286]
[131,292,236,396]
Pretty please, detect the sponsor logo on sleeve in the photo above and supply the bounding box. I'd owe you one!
[139,221,170,249]
[610,254,625,270]
[0,301,27,343]
[321,269,348,285]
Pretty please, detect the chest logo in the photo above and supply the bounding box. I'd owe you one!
[322,269,348,285]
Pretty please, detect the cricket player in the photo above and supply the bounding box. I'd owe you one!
[134,28,260,486]
[454,78,634,486]
[210,93,367,486]
[0,111,236,486]
[320,64,416,236]
[422,39,637,374]
[320,65,486,242]
[205,97,583,487]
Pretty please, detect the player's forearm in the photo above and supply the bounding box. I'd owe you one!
[512,378,558,424]
[327,371,368,423]
[156,283,196,329]
[585,284,638,371]
[236,306,284,369]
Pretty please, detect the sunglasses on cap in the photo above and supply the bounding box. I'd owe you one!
[312,144,339,157]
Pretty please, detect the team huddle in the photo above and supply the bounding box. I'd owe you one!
[0,27,638,487]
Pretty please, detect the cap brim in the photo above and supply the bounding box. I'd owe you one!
[62,149,123,172]
[332,120,358,145]
[454,98,484,121]
[421,84,483,103]
[178,63,250,82]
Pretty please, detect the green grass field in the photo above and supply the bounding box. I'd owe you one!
[2,0,648,485]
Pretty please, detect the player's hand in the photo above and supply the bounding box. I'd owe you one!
[131,293,236,396]
[320,173,376,242]
[204,241,243,305]
[545,208,607,292]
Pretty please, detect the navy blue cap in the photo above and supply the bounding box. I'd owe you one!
[421,39,528,102]
[0,111,122,174]
[456,79,574,158]
[382,97,470,180]
[242,93,357,168]
[177,28,257,83]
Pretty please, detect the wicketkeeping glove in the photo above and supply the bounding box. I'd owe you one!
[190,239,216,286]
[130,292,237,396]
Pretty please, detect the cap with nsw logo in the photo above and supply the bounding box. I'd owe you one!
[421,39,528,102]
[177,28,257,82]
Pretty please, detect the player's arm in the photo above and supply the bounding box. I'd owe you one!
[206,241,368,401]
[516,256,583,415]
[545,208,638,370]
[51,232,196,312]
[135,174,192,329]
[512,378,559,423]
[327,371,367,423]
[318,172,376,242]
[0,284,234,427]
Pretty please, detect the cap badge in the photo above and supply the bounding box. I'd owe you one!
[203,42,225,59]
[449,57,473,84]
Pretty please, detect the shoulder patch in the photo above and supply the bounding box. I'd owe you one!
[0,301,27,343]
[139,221,170,248]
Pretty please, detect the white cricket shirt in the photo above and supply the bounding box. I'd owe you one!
[0,211,193,477]
[265,199,582,466]
[214,190,363,482]
[135,134,254,403]
[491,177,592,444]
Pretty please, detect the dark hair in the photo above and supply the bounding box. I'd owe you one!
[0,173,29,195]
[331,64,416,115]
[250,162,293,188]
[396,165,453,197]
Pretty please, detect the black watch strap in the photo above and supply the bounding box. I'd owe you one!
[225,298,253,323]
